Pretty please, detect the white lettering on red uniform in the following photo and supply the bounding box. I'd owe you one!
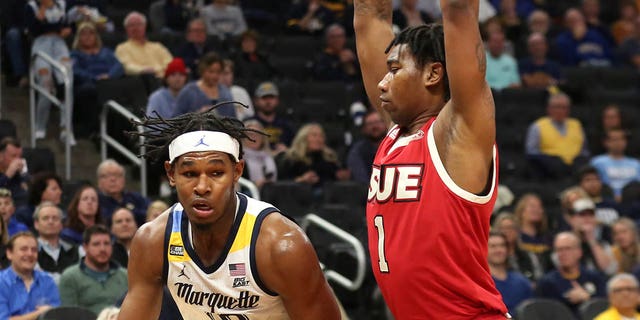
[368,164,424,202]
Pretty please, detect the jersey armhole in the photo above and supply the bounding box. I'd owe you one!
[427,121,497,204]
[161,204,177,283]
[249,208,281,297]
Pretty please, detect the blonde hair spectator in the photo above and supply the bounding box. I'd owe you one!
[612,217,640,273]
[146,200,169,222]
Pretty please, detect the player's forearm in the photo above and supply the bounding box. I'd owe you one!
[354,0,392,25]
[440,0,479,11]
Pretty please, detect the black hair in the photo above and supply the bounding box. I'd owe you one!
[197,52,223,77]
[385,24,450,101]
[0,137,20,152]
[576,165,599,182]
[28,171,62,206]
[130,102,266,165]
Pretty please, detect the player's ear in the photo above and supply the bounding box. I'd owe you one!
[234,160,245,183]
[423,62,444,87]
[164,160,176,187]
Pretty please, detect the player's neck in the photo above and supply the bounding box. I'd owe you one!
[190,204,237,266]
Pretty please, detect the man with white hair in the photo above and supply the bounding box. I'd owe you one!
[115,11,173,78]
[96,159,150,227]
[595,273,640,320]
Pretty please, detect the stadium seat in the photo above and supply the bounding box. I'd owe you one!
[270,56,312,82]
[579,297,609,320]
[515,298,577,320]
[37,306,96,320]
[599,68,639,92]
[0,119,18,140]
[269,35,322,59]
[23,147,56,175]
[260,181,314,222]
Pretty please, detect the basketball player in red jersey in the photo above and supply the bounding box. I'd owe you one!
[354,0,509,318]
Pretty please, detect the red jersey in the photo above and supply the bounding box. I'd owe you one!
[366,118,508,319]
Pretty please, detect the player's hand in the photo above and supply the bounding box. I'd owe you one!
[5,158,24,178]
[564,281,590,304]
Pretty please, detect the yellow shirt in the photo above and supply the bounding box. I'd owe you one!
[536,117,584,165]
[595,307,640,320]
[115,39,173,78]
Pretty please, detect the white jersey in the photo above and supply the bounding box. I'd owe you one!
[164,193,289,319]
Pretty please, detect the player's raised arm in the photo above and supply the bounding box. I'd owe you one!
[354,0,395,127]
[118,218,166,319]
[256,214,341,319]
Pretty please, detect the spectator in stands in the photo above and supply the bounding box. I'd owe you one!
[536,232,606,314]
[221,59,254,120]
[231,30,274,83]
[311,24,360,82]
[286,0,336,36]
[199,0,247,41]
[0,217,9,268]
[241,119,278,190]
[518,32,562,89]
[591,128,640,202]
[595,273,640,320]
[514,193,552,266]
[347,110,386,184]
[488,231,532,316]
[149,0,192,35]
[525,90,589,179]
[0,232,60,319]
[611,217,640,274]
[96,159,149,227]
[553,8,613,67]
[70,22,124,138]
[66,0,112,32]
[610,2,638,45]
[33,202,79,282]
[493,212,542,282]
[0,137,29,206]
[278,123,350,193]
[115,11,173,78]
[177,18,219,79]
[15,171,63,229]
[485,30,521,90]
[59,225,128,315]
[248,82,295,155]
[26,0,74,142]
[580,0,615,45]
[4,0,29,88]
[174,52,236,118]
[61,184,103,245]
[568,198,617,275]
[146,200,168,222]
[617,16,640,70]
[110,207,137,268]
[392,0,433,30]
[0,189,28,237]
[146,58,189,119]
[495,0,523,43]
[577,165,620,226]
[590,104,625,156]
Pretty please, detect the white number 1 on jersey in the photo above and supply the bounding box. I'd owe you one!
[374,215,389,273]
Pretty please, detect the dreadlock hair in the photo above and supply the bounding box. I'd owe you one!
[385,23,450,101]
[130,101,266,165]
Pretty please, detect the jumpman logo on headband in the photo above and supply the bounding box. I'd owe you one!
[194,135,210,147]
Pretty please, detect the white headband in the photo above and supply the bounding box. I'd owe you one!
[168,131,240,163]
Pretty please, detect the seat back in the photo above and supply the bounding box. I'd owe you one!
[23,147,56,175]
[0,119,18,140]
[38,306,96,320]
[515,298,577,320]
[260,181,314,222]
[579,297,609,320]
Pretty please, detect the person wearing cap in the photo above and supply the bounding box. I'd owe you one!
[146,58,189,119]
[119,109,341,319]
[174,52,236,119]
[248,81,295,155]
[536,232,606,315]
[567,197,617,276]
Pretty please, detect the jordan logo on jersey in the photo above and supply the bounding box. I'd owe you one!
[368,164,424,202]
[174,282,260,313]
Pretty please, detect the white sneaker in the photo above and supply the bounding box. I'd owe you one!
[35,130,46,139]
[60,129,76,146]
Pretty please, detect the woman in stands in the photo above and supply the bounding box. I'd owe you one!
[612,217,640,273]
[61,184,104,245]
[70,22,124,138]
[278,123,350,196]
[15,172,63,229]
[242,119,278,189]
[493,212,544,283]
[514,193,553,271]
[173,52,236,118]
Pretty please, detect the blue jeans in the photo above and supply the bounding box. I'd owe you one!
[32,34,72,132]
[5,27,27,77]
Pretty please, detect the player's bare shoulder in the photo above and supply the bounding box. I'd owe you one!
[130,208,172,275]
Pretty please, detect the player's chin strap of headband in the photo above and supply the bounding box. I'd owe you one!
[168,130,240,164]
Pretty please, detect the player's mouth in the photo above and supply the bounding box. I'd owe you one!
[192,200,214,217]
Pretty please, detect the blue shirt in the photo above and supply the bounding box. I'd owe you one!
[147,87,178,119]
[71,47,124,85]
[8,216,28,236]
[485,51,520,90]
[553,29,613,67]
[536,267,606,314]
[591,155,640,197]
[173,82,236,118]
[493,271,532,315]
[0,267,60,318]
[99,190,150,227]
[518,57,562,81]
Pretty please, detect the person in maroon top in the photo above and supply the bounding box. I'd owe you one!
[355,0,508,318]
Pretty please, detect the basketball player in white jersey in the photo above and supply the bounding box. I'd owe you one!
[118,105,341,319]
